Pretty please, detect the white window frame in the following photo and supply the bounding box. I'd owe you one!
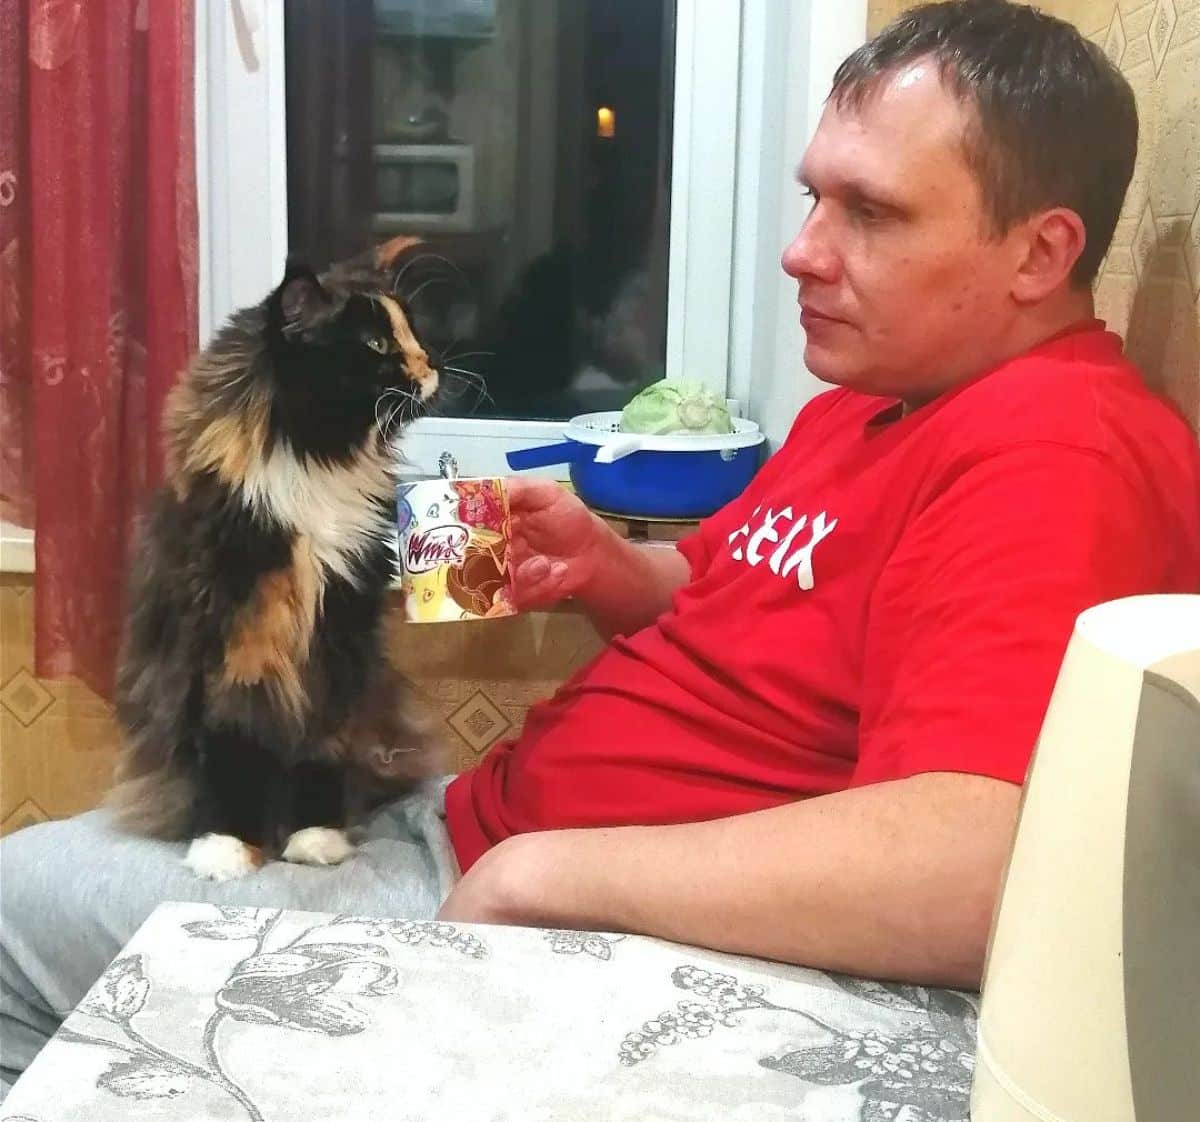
[196,1,865,478]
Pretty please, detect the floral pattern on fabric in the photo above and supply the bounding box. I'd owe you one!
[0,904,979,1122]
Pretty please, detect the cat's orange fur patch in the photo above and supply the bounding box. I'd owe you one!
[221,538,322,719]
[185,395,269,487]
[164,374,270,497]
[374,234,424,268]
[376,294,437,396]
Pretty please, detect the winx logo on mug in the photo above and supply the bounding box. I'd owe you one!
[404,525,469,574]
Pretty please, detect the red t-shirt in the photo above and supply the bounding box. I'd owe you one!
[446,323,1200,871]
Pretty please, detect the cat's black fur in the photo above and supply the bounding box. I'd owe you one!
[109,257,445,874]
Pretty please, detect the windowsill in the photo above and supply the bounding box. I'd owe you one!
[0,522,34,574]
[0,516,686,576]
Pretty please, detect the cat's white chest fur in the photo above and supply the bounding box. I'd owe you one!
[241,443,395,584]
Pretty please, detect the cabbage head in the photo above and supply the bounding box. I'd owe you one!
[620,379,733,435]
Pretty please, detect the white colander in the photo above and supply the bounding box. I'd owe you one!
[563,411,763,463]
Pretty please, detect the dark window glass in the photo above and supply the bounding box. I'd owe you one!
[285,0,676,420]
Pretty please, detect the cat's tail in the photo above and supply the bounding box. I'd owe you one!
[106,667,201,841]
[106,753,197,840]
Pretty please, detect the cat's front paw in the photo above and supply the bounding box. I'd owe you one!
[185,833,261,881]
[282,827,356,868]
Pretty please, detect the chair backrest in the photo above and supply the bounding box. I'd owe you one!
[972,594,1200,1122]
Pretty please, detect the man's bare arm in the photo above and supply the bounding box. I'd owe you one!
[439,772,1020,989]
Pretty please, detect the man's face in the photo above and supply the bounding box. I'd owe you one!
[783,64,1026,403]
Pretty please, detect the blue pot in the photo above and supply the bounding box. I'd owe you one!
[506,421,764,520]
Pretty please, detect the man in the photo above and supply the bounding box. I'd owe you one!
[3,0,1199,1093]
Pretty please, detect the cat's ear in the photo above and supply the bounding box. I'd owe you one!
[271,261,329,336]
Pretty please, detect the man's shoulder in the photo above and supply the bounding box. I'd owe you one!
[776,327,1198,482]
[938,328,1196,468]
[781,386,889,445]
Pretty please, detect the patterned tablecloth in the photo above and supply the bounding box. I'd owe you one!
[1,903,977,1122]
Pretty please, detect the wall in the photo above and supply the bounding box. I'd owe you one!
[729,0,870,450]
[866,0,1200,432]
[0,576,124,832]
[0,577,602,836]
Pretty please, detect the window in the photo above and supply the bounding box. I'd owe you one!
[197,2,866,476]
[286,0,676,426]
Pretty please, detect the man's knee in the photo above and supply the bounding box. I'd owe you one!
[0,815,92,930]
[0,812,168,1006]
[3,810,121,903]
[0,814,129,1092]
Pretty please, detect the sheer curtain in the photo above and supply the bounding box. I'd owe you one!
[0,0,198,696]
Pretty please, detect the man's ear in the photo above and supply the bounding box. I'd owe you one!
[271,260,328,335]
[1011,207,1089,303]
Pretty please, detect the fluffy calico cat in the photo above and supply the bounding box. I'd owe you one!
[109,253,445,881]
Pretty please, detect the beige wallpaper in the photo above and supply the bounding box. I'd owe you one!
[0,576,124,832]
[868,0,1200,430]
[1090,0,1200,428]
[0,572,605,835]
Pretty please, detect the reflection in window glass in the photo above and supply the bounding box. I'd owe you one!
[285,0,676,420]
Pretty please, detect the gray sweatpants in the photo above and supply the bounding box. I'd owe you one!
[0,779,458,1098]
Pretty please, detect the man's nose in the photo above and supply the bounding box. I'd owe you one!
[781,207,840,284]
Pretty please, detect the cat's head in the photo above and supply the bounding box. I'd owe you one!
[261,260,439,458]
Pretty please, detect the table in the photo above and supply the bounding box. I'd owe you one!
[1,903,978,1121]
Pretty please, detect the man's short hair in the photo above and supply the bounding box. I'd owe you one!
[830,0,1137,285]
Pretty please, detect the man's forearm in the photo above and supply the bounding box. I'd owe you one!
[577,527,691,638]
[466,773,1019,988]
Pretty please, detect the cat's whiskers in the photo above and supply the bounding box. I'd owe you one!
[392,252,469,298]
[402,276,446,308]
[374,388,416,443]
[393,249,468,294]
[401,387,431,425]
[444,348,495,365]
[441,365,495,413]
[374,390,402,441]
[384,401,406,436]
[391,255,425,293]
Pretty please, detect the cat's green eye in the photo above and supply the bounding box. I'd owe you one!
[366,336,388,354]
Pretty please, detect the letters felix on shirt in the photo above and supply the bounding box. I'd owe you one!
[727,506,838,590]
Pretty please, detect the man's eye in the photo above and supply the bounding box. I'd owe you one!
[850,200,886,223]
[366,336,388,354]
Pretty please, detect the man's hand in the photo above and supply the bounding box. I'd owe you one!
[438,773,1020,989]
[506,477,691,636]
[507,478,609,610]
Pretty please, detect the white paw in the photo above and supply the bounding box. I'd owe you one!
[185,834,259,882]
[282,827,355,868]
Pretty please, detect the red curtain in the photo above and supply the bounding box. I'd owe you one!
[0,0,197,697]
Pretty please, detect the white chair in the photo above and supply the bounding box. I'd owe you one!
[973,594,1200,1121]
